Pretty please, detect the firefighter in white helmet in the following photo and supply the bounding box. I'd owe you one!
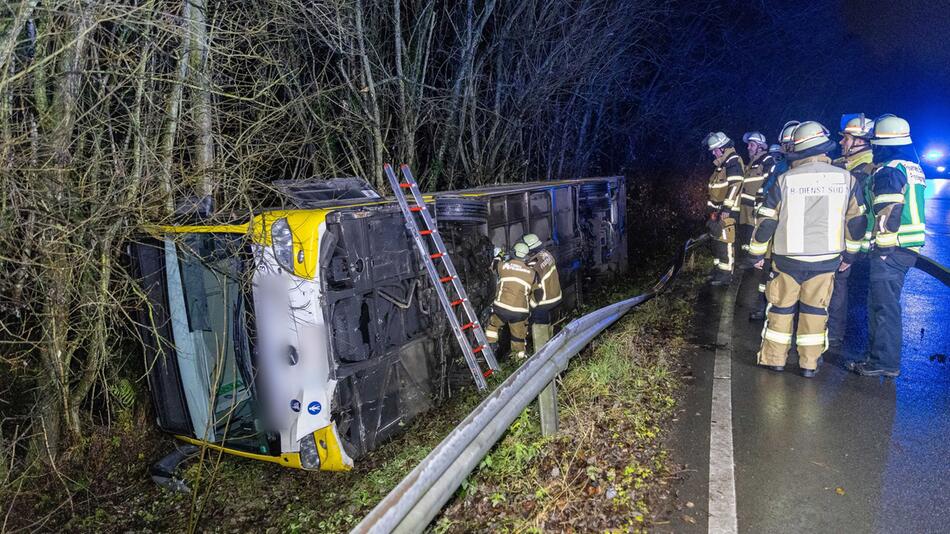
[485,242,534,359]
[520,233,562,353]
[749,122,800,320]
[703,131,745,286]
[738,131,776,267]
[747,121,867,377]
[827,114,876,346]
[846,115,926,378]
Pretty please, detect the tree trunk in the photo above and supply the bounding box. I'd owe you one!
[188,0,214,200]
[159,0,192,213]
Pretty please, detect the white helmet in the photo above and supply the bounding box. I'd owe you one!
[521,233,542,251]
[779,121,801,145]
[768,144,783,154]
[703,131,731,151]
[743,131,767,146]
[791,121,831,152]
[513,242,530,259]
[839,114,874,139]
[871,114,912,146]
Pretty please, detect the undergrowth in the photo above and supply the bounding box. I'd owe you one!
[435,256,705,532]
[4,249,706,533]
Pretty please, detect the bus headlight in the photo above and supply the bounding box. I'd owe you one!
[270,218,294,272]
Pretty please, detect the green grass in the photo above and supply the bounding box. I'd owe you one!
[433,255,707,532]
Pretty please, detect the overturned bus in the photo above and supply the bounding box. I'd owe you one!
[132,174,627,471]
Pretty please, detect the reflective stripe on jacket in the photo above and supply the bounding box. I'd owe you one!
[749,154,866,268]
[871,159,927,251]
[527,249,562,309]
[740,153,774,226]
[707,148,745,217]
[834,149,876,253]
[492,258,534,316]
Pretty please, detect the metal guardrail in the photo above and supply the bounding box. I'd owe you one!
[352,235,709,534]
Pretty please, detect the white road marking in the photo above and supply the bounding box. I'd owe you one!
[708,281,738,534]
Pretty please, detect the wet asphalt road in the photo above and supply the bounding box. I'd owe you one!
[669,185,950,533]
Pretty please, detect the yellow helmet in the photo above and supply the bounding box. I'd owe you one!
[871,114,912,146]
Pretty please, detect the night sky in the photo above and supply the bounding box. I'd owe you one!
[648,0,950,169]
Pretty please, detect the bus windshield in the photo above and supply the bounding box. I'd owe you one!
[163,233,269,454]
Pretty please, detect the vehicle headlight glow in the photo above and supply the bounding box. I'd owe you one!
[270,217,294,272]
[923,150,944,161]
[938,166,947,173]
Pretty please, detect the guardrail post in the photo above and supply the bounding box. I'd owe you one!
[539,379,558,436]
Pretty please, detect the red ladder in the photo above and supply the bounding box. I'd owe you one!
[384,163,500,390]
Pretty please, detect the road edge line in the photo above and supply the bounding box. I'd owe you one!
[708,280,738,533]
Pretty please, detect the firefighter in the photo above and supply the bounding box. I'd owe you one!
[827,115,876,346]
[738,131,776,267]
[748,121,867,377]
[847,115,926,378]
[521,233,562,353]
[748,127,798,320]
[703,131,745,286]
[485,242,534,359]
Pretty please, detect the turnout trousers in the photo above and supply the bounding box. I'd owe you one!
[758,265,835,370]
[756,258,772,311]
[711,220,736,275]
[486,312,528,355]
[530,307,555,354]
[866,249,915,371]
[827,264,852,342]
[737,224,755,262]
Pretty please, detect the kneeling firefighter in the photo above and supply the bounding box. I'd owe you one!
[485,243,534,359]
[748,121,867,377]
[521,234,562,352]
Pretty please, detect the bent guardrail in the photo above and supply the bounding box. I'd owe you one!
[352,235,709,534]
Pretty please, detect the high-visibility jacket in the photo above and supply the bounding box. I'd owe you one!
[834,149,876,253]
[492,258,534,319]
[749,155,867,270]
[740,152,775,226]
[707,148,745,217]
[527,249,562,311]
[870,159,927,252]
[707,148,744,243]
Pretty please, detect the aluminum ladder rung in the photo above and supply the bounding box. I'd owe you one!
[384,163,499,390]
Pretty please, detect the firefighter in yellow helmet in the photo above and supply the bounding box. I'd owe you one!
[703,131,745,285]
[827,114,876,346]
[747,121,867,377]
[846,115,926,378]
[484,242,534,359]
[738,131,776,268]
[521,233,562,353]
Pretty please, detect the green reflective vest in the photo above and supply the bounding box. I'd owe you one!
[888,160,927,249]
